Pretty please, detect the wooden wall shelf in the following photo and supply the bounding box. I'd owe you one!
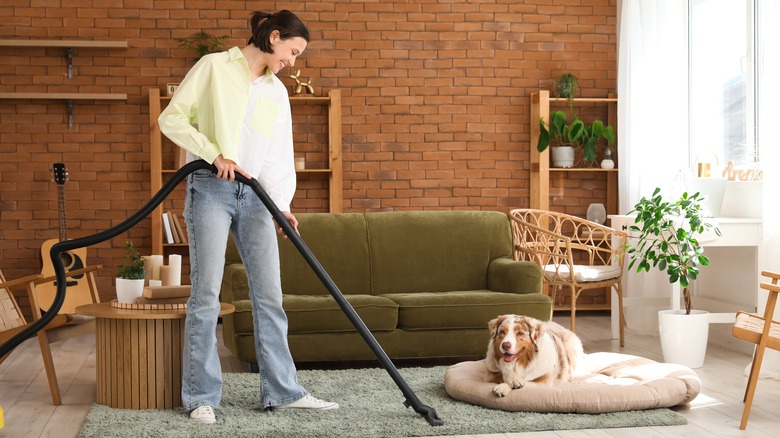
[0,39,128,79]
[0,93,127,100]
[0,39,128,48]
[0,93,128,128]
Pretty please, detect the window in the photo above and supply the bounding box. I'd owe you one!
[689,0,753,165]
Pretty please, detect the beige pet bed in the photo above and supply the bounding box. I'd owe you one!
[444,352,700,414]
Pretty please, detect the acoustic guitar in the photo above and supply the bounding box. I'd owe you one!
[37,163,90,314]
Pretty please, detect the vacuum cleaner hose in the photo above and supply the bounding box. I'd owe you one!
[0,159,442,426]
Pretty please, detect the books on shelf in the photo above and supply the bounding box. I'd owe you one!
[162,212,174,244]
[162,211,187,245]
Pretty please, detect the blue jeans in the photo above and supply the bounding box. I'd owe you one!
[182,169,306,411]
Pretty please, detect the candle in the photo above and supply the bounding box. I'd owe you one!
[149,255,163,280]
[168,254,182,286]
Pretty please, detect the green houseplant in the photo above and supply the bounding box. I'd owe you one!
[117,241,145,280]
[626,187,721,314]
[537,111,615,165]
[626,187,721,368]
[177,31,229,61]
[556,73,579,114]
[116,241,146,304]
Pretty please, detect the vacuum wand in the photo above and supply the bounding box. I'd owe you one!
[235,173,443,426]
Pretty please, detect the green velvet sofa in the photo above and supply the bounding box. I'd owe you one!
[220,210,550,366]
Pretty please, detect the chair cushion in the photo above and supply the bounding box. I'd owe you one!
[543,264,622,282]
[444,353,701,413]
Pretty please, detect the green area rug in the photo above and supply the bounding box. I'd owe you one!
[78,366,686,438]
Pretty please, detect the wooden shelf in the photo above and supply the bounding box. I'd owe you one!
[0,92,127,100]
[0,39,128,48]
[529,90,618,214]
[549,168,619,172]
[548,97,618,103]
[148,87,344,254]
[0,39,129,128]
[0,92,127,128]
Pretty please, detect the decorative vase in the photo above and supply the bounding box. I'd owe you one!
[586,203,607,225]
[551,145,575,168]
[658,309,710,368]
[600,146,615,169]
[116,278,145,304]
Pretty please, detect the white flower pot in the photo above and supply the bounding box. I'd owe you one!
[551,145,575,168]
[658,309,709,368]
[116,278,145,304]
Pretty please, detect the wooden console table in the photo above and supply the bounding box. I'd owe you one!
[76,302,234,410]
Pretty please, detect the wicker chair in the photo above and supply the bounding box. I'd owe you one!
[509,209,628,346]
[732,270,780,430]
[0,266,101,405]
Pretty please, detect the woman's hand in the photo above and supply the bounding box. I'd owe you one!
[213,155,251,182]
[275,211,299,239]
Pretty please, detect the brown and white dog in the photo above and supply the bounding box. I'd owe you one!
[485,314,584,397]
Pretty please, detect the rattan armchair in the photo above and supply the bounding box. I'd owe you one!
[509,209,628,346]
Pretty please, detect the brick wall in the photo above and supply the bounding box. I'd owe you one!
[0,1,617,308]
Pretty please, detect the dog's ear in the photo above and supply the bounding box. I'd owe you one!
[488,315,506,337]
[531,320,544,341]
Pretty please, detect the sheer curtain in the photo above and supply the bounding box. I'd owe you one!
[617,0,689,333]
[753,0,780,378]
[618,0,780,373]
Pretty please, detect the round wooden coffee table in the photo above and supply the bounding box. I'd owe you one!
[76,301,235,410]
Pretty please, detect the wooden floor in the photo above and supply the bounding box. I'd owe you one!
[1,313,779,437]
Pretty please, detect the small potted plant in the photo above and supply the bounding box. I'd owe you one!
[177,31,229,61]
[556,73,579,114]
[116,241,146,304]
[579,119,615,166]
[626,187,721,367]
[537,111,615,168]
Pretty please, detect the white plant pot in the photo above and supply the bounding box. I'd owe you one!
[658,309,709,368]
[551,145,575,168]
[116,278,145,304]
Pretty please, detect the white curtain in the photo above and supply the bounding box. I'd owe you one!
[752,0,780,378]
[617,0,689,333]
[618,0,780,374]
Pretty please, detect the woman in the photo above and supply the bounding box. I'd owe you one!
[159,10,338,425]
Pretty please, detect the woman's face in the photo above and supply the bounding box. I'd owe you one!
[267,31,308,74]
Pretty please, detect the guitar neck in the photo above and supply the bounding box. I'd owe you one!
[57,184,68,242]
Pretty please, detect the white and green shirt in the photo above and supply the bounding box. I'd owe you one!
[159,46,296,211]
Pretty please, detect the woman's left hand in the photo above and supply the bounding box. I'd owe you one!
[275,211,299,239]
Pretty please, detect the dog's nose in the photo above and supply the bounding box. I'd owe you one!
[501,341,511,351]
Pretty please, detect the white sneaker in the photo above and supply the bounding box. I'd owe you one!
[275,394,339,410]
[189,405,216,424]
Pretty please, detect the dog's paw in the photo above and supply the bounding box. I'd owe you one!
[505,376,526,389]
[492,383,512,397]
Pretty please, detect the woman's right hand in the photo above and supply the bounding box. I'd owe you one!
[213,155,251,182]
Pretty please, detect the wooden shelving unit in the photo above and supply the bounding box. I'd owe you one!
[148,87,343,254]
[529,90,619,312]
[529,90,619,214]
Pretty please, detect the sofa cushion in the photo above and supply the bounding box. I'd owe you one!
[380,290,551,330]
[366,211,514,294]
[278,213,372,296]
[284,294,399,334]
[229,294,399,336]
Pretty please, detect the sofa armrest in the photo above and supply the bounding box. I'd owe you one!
[221,263,250,303]
[487,258,543,294]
